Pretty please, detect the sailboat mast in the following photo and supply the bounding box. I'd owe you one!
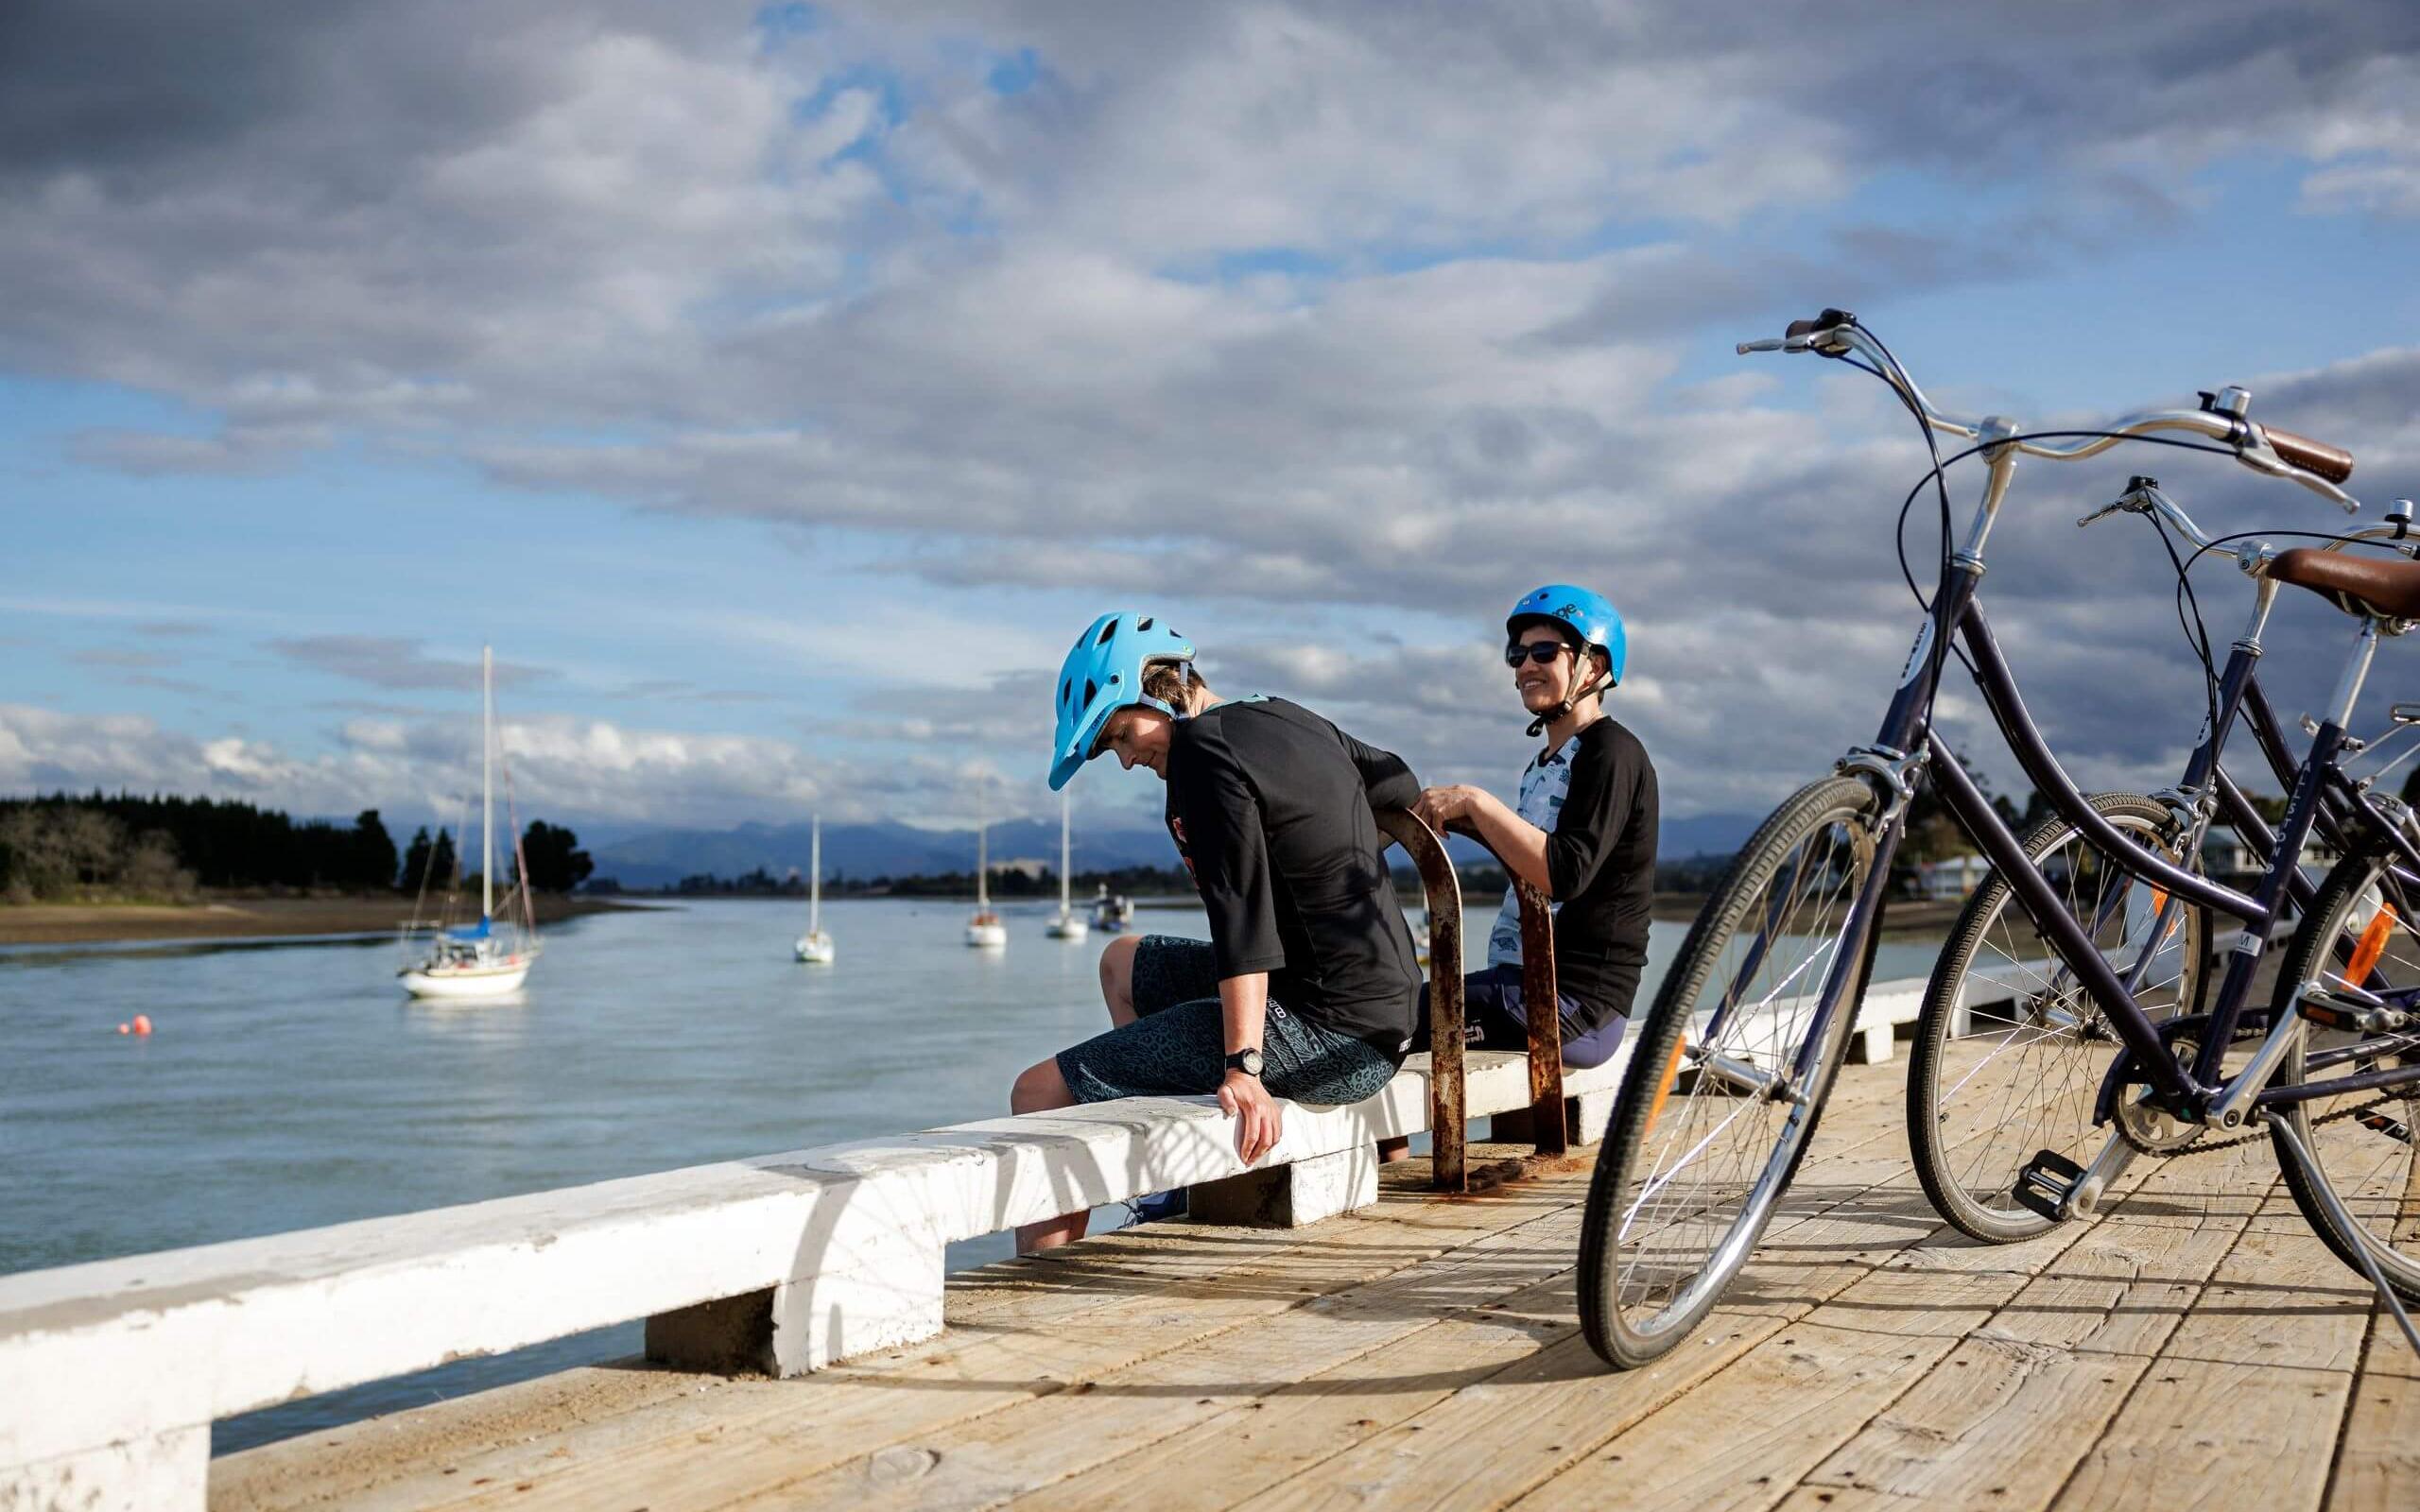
[481,644,494,920]
[1060,795,1072,914]
[976,787,989,910]
[809,815,821,933]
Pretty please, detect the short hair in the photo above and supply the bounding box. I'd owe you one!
[1140,661,1208,710]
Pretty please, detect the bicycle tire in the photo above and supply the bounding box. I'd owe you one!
[2269,841,2420,1302]
[1906,794,2209,1243]
[1578,773,1877,1369]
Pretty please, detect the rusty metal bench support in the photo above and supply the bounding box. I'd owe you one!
[1375,809,1466,1192]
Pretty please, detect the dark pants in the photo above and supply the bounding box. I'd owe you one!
[1415,962,1627,1070]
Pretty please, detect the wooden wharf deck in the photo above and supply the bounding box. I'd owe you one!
[212,1053,2418,1512]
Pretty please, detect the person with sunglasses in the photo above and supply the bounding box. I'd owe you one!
[1010,610,1425,1254]
[1410,585,1657,1073]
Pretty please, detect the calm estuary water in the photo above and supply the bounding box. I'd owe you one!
[0,896,1941,1452]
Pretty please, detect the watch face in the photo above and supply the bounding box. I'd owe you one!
[1236,1048,1263,1076]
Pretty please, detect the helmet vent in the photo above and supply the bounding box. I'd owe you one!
[1096,621,1117,646]
[1136,616,1154,631]
[1083,678,1098,705]
[1060,678,1071,709]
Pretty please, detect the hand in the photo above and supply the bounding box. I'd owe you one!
[1411,784,1478,833]
[1219,1070,1284,1164]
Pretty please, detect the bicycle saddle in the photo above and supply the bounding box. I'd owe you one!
[2269,547,2420,621]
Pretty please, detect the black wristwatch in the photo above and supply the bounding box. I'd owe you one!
[1223,1047,1264,1078]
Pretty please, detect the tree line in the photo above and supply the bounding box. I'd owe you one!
[0,793,592,903]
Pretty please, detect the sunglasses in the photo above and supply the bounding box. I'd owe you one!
[1504,641,1573,667]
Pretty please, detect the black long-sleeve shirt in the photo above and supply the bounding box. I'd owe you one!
[1537,717,1659,1028]
[1164,696,1423,1053]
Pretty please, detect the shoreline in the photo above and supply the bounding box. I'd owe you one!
[0,893,654,948]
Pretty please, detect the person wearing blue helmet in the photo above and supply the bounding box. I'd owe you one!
[1410,585,1659,1072]
[1011,610,1425,1254]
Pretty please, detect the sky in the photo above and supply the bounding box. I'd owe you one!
[4,1,2419,841]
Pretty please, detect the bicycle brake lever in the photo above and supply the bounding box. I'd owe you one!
[2076,500,2129,529]
[1736,337,1787,354]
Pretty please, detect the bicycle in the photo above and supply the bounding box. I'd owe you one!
[1575,308,2412,1369]
[1906,477,2420,1244]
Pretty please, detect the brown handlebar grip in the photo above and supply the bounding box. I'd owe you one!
[2263,425,2354,485]
[1784,317,1824,338]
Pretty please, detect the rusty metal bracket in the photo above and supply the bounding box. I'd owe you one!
[1512,878,1568,1154]
[1374,808,1467,1192]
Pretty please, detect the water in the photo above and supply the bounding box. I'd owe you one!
[0,897,1945,1451]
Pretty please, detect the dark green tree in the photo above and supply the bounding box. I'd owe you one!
[401,826,433,889]
[428,828,458,887]
[519,820,595,893]
[352,810,399,892]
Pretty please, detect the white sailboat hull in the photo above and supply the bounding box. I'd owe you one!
[965,920,1008,949]
[795,932,836,964]
[400,958,533,999]
[1046,912,1089,940]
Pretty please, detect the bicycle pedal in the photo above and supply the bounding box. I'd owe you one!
[2013,1148,2086,1223]
[2359,1110,2415,1146]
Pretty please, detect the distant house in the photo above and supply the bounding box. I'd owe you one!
[1911,854,1988,902]
[2203,828,2338,881]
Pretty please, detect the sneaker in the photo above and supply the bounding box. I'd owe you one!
[1122,1188,1188,1226]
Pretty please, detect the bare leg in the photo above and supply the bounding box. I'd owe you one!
[1011,1057,1090,1253]
[1377,1137,1411,1163]
[1098,933,1143,1027]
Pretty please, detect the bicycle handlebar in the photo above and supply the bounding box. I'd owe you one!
[1737,312,2361,512]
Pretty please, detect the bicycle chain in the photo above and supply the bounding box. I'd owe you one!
[2161,1091,2409,1157]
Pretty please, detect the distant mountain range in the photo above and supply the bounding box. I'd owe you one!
[586,811,1763,891]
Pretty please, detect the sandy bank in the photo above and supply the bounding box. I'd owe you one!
[0,893,655,947]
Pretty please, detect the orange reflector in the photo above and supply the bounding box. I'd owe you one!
[2348,902,2400,987]
[1644,1038,1688,1137]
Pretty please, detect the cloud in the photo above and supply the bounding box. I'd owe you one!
[0,700,907,829]
[7,3,2420,831]
[265,636,550,692]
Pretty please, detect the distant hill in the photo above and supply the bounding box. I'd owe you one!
[587,817,1177,891]
[588,809,1766,890]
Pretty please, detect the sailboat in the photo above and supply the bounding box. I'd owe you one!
[1090,883,1132,935]
[964,791,1007,949]
[1046,794,1088,940]
[401,647,539,999]
[794,814,835,964]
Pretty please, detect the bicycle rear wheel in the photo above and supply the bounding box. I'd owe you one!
[1906,794,2208,1243]
[2270,842,2420,1302]
[1578,774,1876,1369]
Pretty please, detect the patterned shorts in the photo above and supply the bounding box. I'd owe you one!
[1056,935,1401,1108]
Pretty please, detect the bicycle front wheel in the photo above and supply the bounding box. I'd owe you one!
[1907,794,2208,1243]
[2270,842,2420,1302]
[1579,773,1877,1369]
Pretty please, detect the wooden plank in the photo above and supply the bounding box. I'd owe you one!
[998,1066,1928,1512]
[1525,1125,2169,1512]
[735,1216,1599,1512]
[1213,1074,1982,1512]
[302,1166,1599,1512]
[1790,1137,2272,1511]
[1533,1276,1995,1512]
[2327,1308,2420,1512]
[2050,1216,2371,1512]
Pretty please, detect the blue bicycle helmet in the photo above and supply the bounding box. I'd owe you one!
[1508,584,1626,684]
[1509,584,1626,735]
[1048,611,1198,790]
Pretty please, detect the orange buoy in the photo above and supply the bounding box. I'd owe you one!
[131,1015,153,1037]
[117,1023,130,1035]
